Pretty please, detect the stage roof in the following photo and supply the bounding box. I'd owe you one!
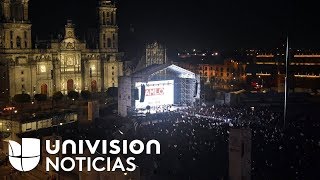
[132,63,196,79]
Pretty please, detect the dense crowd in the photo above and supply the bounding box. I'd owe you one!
[16,104,320,180]
[130,105,320,180]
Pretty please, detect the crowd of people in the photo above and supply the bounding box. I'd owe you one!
[15,103,320,180]
[129,105,320,180]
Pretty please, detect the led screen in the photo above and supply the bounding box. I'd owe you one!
[135,80,174,109]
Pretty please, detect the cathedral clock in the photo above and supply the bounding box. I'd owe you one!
[67,31,73,38]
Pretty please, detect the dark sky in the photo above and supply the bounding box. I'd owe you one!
[29,0,318,56]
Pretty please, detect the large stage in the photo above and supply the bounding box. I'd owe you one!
[118,64,200,117]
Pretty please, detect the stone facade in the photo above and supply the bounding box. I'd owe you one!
[0,0,123,100]
[145,42,167,67]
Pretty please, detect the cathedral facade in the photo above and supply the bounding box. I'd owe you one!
[0,0,123,100]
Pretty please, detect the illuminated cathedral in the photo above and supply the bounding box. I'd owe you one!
[0,0,123,99]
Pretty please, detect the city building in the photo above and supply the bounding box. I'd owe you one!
[145,41,167,67]
[175,50,246,90]
[246,50,320,92]
[135,41,167,71]
[0,0,123,102]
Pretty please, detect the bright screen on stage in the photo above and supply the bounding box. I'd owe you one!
[135,80,174,109]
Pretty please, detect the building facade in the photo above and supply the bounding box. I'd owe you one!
[246,51,320,92]
[0,0,123,101]
[145,41,167,67]
[175,51,247,90]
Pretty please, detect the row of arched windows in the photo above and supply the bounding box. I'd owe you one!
[9,31,28,49]
[102,11,115,25]
[102,33,114,48]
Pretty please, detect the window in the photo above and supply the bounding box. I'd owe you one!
[24,31,27,39]
[22,84,25,89]
[112,34,115,40]
[112,83,115,87]
[102,12,106,24]
[112,77,114,81]
[21,78,24,82]
[10,31,13,39]
[112,66,114,69]
[16,36,21,48]
[103,34,106,40]
[21,71,24,75]
[107,38,111,48]
[10,41,13,48]
[204,67,207,70]
[111,13,114,24]
[112,72,114,75]
[24,41,27,48]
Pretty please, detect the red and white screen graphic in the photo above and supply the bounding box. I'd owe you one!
[135,80,174,109]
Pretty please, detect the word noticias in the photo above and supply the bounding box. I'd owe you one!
[9,138,160,172]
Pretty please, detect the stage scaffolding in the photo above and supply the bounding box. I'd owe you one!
[180,78,197,105]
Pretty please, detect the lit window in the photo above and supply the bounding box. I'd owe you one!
[40,65,46,73]
[91,65,96,71]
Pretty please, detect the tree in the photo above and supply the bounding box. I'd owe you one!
[81,90,91,100]
[53,91,64,102]
[13,94,31,103]
[34,94,47,102]
[68,91,79,100]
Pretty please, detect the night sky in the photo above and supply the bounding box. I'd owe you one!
[29,0,318,56]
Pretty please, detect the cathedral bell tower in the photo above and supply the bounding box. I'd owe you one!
[98,0,118,53]
[0,0,32,49]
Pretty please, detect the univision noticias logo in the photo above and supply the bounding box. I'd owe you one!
[8,138,41,172]
[7,137,160,172]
